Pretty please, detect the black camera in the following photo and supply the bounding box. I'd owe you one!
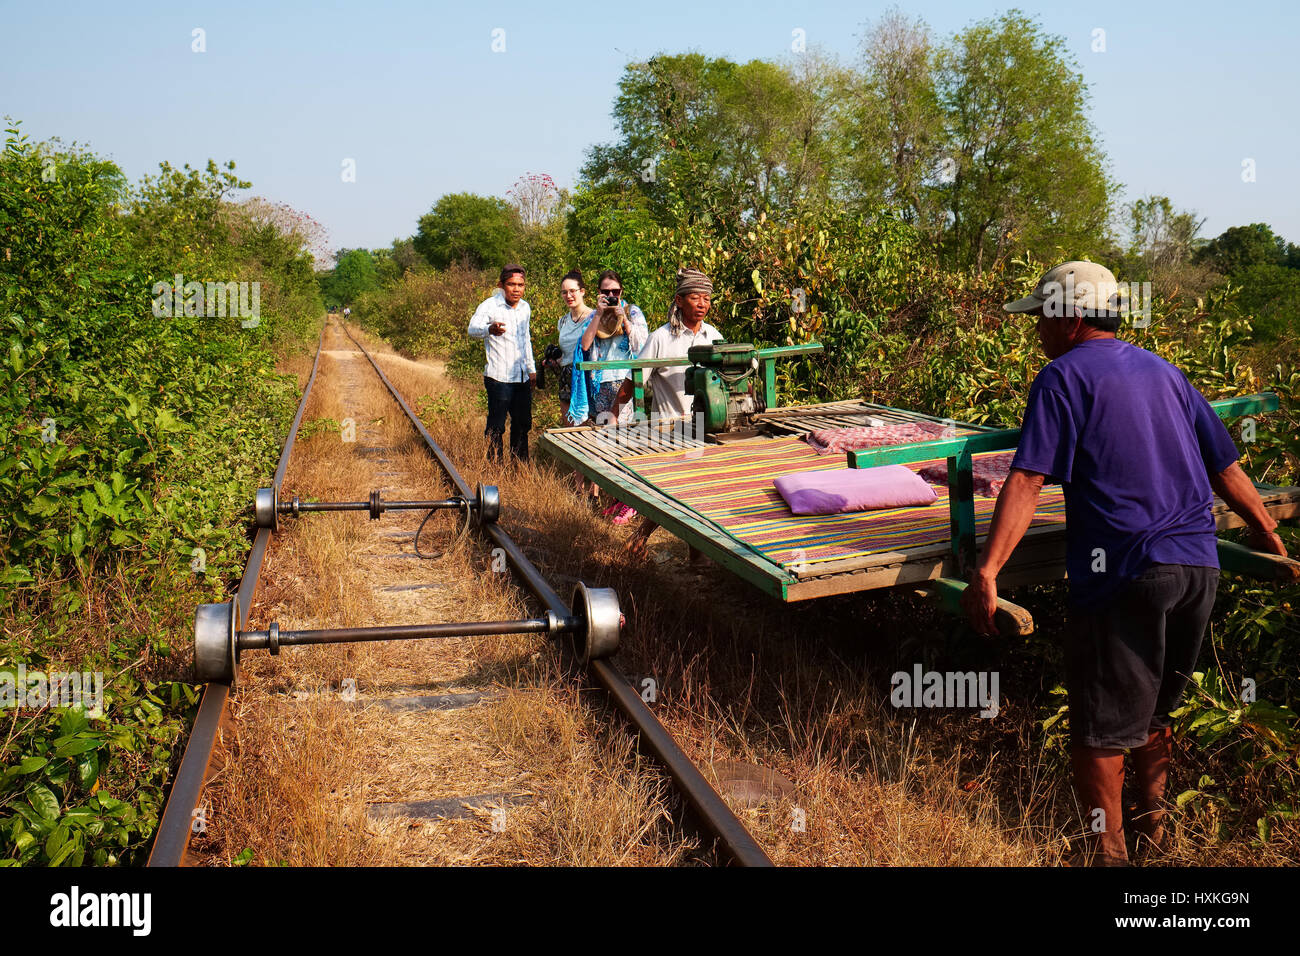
[539,344,564,390]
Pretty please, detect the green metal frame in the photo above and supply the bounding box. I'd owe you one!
[847,393,1280,577]
[538,432,798,599]
[1216,538,1300,583]
[577,342,823,420]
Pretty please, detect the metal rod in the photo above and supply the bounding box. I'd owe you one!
[291,498,463,513]
[239,617,560,649]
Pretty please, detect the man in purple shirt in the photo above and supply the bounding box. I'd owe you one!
[961,261,1287,865]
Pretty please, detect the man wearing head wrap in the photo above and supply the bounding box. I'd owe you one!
[636,267,724,419]
[628,267,725,558]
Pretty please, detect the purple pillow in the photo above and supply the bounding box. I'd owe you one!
[773,465,938,516]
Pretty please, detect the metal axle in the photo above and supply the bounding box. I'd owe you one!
[254,482,499,531]
[194,581,620,686]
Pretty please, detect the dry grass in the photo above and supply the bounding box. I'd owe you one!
[196,322,692,866]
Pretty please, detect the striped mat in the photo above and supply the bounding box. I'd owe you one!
[621,436,1066,569]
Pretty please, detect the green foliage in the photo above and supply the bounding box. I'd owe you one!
[1228,264,1300,344]
[414,192,517,270]
[584,52,846,225]
[0,121,321,865]
[0,678,197,866]
[322,248,380,306]
[1196,223,1294,275]
[354,262,493,374]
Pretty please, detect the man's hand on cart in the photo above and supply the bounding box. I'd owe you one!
[961,569,999,637]
[1248,526,1288,557]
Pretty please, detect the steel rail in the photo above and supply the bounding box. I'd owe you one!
[342,324,773,867]
[147,327,327,867]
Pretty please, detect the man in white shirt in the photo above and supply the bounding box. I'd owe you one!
[638,269,723,418]
[468,264,536,463]
[629,267,723,556]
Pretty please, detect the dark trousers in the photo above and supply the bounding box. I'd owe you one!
[1065,564,1218,749]
[484,376,532,462]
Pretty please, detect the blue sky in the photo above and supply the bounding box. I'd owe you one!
[4,0,1297,257]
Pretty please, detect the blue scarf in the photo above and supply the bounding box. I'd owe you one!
[566,355,597,425]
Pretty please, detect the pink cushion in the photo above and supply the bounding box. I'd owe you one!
[773,465,938,516]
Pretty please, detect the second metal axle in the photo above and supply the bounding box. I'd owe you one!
[194,581,621,686]
[254,482,499,531]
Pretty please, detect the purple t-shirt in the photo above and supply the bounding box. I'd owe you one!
[1010,339,1238,607]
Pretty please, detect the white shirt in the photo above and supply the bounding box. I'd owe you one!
[468,291,536,383]
[637,321,724,418]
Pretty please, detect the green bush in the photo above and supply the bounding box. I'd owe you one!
[1,122,322,866]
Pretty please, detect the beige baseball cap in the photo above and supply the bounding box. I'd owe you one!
[1003,261,1124,317]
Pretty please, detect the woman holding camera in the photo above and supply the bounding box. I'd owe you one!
[570,269,647,524]
[575,269,647,425]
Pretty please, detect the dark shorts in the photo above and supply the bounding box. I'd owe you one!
[1065,563,1218,750]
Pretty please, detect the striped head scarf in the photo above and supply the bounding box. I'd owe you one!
[668,267,714,337]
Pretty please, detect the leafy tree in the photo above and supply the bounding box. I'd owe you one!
[1124,195,1205,269]
[389,237,425,276]
[842,9,944,232]
[932,11,1113,271]
[583,10,1114,273]
[581,52,846,226]
[325,248,379,305]
[413,192,517,270]
[1195,223,1289,274]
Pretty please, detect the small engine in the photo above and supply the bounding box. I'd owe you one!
[684,342,766,434]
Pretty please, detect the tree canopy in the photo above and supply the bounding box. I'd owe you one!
[413,192,517,270]
[576,9,1114,273]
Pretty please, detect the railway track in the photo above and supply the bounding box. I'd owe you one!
[147,321,772,867]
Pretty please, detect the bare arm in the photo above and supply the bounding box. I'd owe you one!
[976,468,1047,578]
[1210,462,1287,555]
[961,468,1046,635]
[580,312,600,351]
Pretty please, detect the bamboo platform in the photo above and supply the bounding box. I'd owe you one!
[538,399,1300,603]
